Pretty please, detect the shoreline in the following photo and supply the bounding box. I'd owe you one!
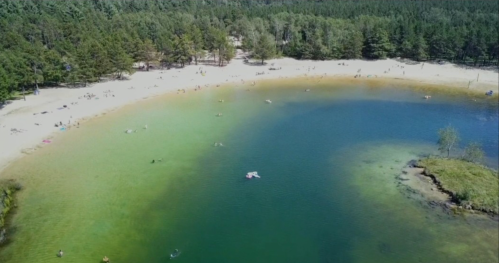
[1,52,498,174]
[398,160,498,220]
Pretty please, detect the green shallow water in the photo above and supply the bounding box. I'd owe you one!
[1,81,498,263]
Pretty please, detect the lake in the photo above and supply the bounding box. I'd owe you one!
[1,79,498,263]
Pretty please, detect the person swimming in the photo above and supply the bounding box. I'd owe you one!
[57,250,63,257]
[170,249,181,259]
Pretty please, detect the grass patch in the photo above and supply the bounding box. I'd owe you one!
[418,157,498,214]
[0,180,21,230]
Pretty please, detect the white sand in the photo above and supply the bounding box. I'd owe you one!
[1,50,497,173]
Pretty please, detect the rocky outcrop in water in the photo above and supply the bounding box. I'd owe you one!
[0,180,21,245]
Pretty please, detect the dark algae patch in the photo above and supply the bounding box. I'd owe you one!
[418,157,499,214]
[0,180,21,245]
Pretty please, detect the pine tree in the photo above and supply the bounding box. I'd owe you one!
[363,26,392,59]
[412,34,428,61]
[23,43,45,92]
[0,66,11,103]
[189,25,204,65]
[310,29,328,60]
[220,41,236,66]
[76,44,95,86]
[172,35,194,67]
[137,39,159,71]
[253,33,276,64]
[106,37,134,79]
[343,30,363,59]
[42,49,65,84]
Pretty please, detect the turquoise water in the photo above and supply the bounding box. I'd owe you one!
[1,81,498,263]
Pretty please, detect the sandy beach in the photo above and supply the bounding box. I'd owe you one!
[0,50,497,173]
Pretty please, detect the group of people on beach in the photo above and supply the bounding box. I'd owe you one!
[54,118,79,129]
[103,90,115,98]
[196,67,207,75]
[80,93,97,100]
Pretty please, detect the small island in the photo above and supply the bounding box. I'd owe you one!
[404,125,498,216]
[417,157,498,215]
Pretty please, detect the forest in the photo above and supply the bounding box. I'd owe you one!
[0,0,498,102]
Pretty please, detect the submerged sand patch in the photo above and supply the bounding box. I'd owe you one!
[339,142,498,263]
[398,166,449,203]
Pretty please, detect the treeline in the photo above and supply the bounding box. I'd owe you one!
[1,0,498,102]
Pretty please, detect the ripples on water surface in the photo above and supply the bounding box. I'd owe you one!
[1,80,498,263]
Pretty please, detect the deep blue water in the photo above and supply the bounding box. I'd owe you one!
[126,86,498,263]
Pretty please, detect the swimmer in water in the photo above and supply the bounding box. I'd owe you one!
[171,249,180,259]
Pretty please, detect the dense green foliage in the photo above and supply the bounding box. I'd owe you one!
[1,179,21,240]
[1,0,498,102]
[462,142,485,164]
[418,157,498,214]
